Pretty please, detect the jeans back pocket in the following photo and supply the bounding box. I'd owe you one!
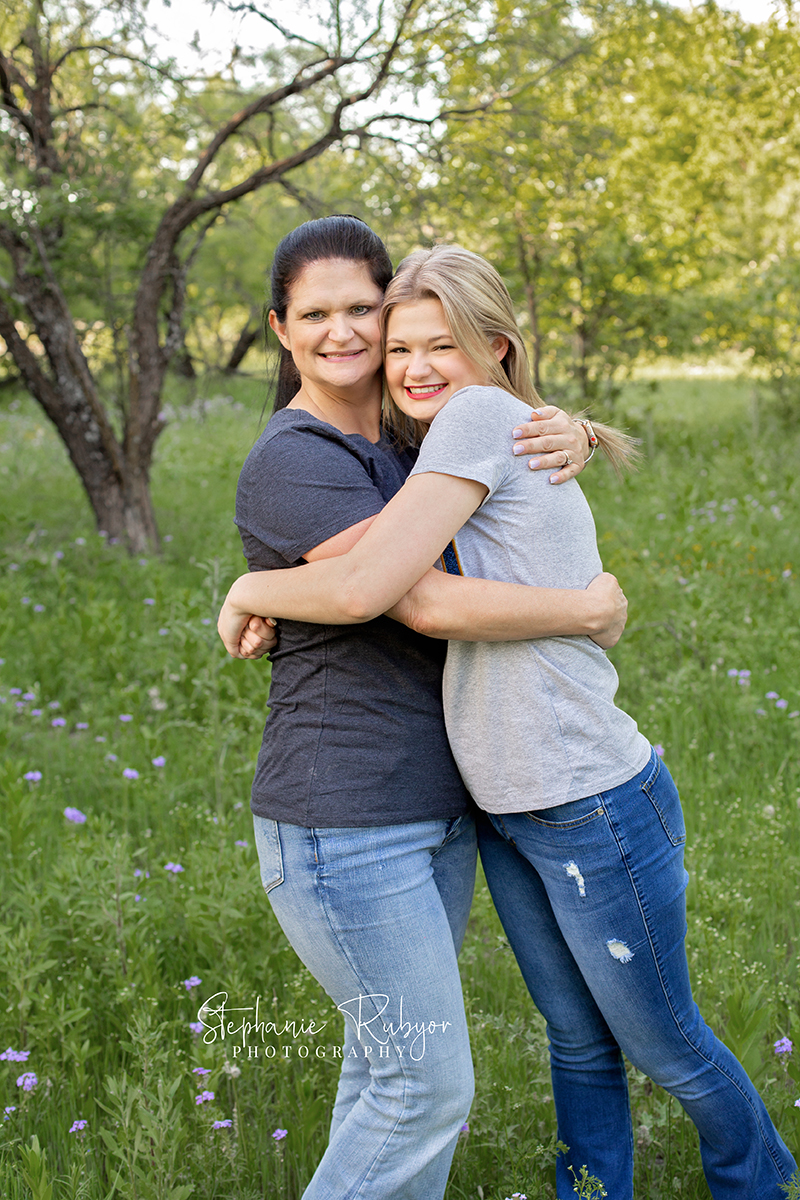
[253,816,285,894]
[641,755,687,847]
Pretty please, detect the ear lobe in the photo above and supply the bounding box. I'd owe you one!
[492,334,510,362]
[268,309,291,350]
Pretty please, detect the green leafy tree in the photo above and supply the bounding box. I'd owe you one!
[0,0,470,548]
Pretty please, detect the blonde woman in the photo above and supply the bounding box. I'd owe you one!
[220,245,796,1199]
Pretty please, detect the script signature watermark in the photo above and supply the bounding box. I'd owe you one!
[196,992,451,1061]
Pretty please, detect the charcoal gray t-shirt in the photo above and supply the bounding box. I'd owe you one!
[235,407,470,827]
[410,385,650,813]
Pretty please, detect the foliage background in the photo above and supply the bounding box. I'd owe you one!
[2,0,800,1196]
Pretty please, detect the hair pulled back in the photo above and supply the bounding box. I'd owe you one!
[268,215,393,410]
[381,244,640,472]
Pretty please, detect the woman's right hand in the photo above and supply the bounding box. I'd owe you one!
[585,573,628,648]
[218,604,277,659]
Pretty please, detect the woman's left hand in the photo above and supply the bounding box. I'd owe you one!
[511,406,589,484]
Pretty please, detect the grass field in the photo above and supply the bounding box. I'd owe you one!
[1,375,799,1199]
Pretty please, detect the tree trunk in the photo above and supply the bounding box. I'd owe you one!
[225,317,260,373]
[516,229,543,394]
[0,272,159,551]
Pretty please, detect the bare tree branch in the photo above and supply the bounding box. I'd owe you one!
[51,43,185,82]
[222,2,329,54]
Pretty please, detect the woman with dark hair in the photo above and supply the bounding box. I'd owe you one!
[231,215,625,1200]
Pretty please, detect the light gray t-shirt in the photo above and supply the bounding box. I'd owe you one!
[409,384,650,813]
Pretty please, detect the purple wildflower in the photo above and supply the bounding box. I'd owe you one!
[138,558,148,566]
[766,691,779,700]
[776,698,789,709]
[105,753,118,762]
[69,1119,88,1134]
[775,1037,793,1055]
[64,807,87,824]
[212,1119,232,1129]
[189,1022,203,1036]
[51,717,66,727]
[49,700,60,709]
[16,1072,37,1091]
[54,551,64,560]
[144,598,156,606]
[460,1122,469,1133]
[195,1090,214,1105]
[152,756,166,768]
[21,597,31,605]
[133,868,150,879]
[23,692,36,701]
[34,605,45,613]
[163,534,173,542]
[164,862,184,873]
[654,744,665,757]
[235,840,248,848]
[0,1049,30,1062]
[134,895,143,902]
[201,618,212,626]
[158,628,169,636]
[31,709,42,716]
[795,1099,800,1108]
[119,714,133,723]
[122,768,139,780]
[75,537,86,546]
[23,771,42,783]
[10,688,22,695]
[184,976,202,990]
[272,1128,287,1141]
[4,1106,16,1119]
[76,722,89,730]
[192,1067,211,1076]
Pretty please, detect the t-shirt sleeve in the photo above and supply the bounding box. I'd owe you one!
[408,386,515,498]
[236,426,387,564]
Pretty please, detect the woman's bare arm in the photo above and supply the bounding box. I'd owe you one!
[220,472,625,656]
[386,569,627,647]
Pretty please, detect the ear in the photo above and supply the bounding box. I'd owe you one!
[491,334,509,362]
[268,309,291,351]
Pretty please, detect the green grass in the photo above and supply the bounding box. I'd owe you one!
[1,376,799,1199]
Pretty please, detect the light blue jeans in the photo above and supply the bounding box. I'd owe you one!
[477,747,796,1199]
[252,813,477,1200]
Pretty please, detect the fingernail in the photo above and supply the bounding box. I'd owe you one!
[549,473,559,483]
[527,457,541,469]
[512,443,525,455]
[512,428,523,438]
[533,408,544,415]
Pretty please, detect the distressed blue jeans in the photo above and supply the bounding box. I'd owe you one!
[252,813,476,1200]
[477,748,796,1199]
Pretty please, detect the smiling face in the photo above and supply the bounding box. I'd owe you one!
[384,298,507,425]
[269,258,384,400]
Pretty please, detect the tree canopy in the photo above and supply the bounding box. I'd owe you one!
[2,0,800,542]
